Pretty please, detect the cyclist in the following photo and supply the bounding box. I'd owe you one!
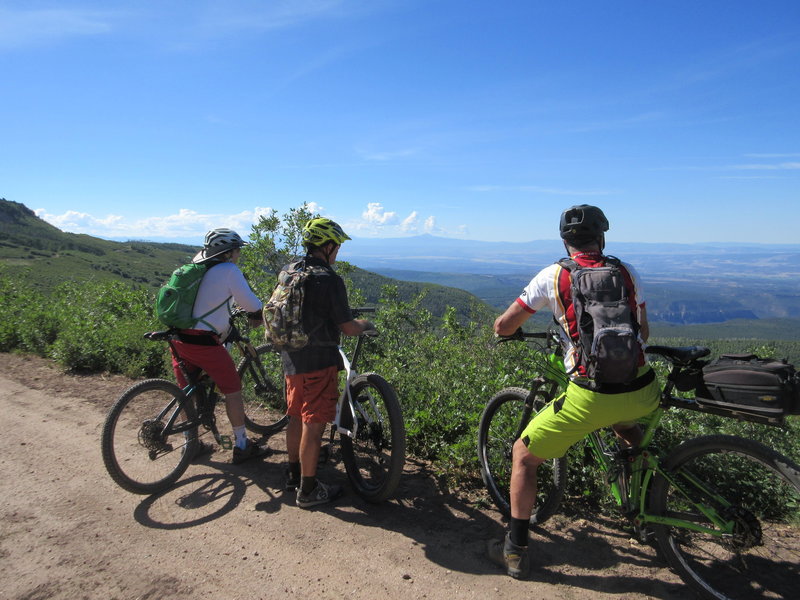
[280,217,374,509]
[171,228,269,464]
[487,205,660,578]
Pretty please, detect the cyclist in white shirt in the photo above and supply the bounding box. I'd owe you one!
[170,228,268,464]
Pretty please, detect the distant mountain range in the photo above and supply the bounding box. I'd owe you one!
[340,233,800,278]
[339,234,800,328]
[3,198,799,336]
[0,198,483,321]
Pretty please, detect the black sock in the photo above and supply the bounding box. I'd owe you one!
[288,461,301,479]
[508,518,530,548]
[301,476,317,495]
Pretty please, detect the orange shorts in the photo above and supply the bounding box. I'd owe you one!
[285,366,340,424]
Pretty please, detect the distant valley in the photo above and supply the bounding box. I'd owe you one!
[4,198,799,340]
[340,234,800,334]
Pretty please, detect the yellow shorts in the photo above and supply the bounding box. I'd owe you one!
[520,367,660,459]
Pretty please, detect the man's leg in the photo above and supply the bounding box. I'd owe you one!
[488,439,546,578]
[299,421,327,479]
[224,390,268,462]
[612,423,643,448]
[510,439,546,516]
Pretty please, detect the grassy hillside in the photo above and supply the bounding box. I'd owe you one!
[0,198,487,320]
[0,199,196,291]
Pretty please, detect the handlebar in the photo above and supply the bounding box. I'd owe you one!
[494,327,552,345]
[352,306,376,318]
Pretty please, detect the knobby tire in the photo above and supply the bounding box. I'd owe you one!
[237,344,288,435]
[101,379,197,495]
[340,373,406,503]
[649,434,800,600]
[478,384,567,526]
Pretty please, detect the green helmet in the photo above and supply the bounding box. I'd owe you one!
[302,218,351,247]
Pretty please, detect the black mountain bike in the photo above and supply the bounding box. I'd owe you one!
[101,310,285,495]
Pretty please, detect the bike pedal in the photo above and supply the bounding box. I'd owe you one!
[218,435,233,450]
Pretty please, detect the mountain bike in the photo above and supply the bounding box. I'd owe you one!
[478,328,800,600]
[322,307,406,503]
[101,309,285,495]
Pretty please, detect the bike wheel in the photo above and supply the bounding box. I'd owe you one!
[101,379,197,495]
[477,383,567,526]
[649,434,800,600]
[237,343,288,434]
[340,373,406,503]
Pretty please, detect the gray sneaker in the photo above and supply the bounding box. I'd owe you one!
[487,535,530,579]
[296,480,343,509]
[232,439,269,465]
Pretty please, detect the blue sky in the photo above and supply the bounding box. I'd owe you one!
[1,0,798,245]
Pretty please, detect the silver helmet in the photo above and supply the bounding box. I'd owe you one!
[192,228,248,263]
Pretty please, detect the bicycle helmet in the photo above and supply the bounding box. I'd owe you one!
[192,228,248,263]
[302,217,351,248]
[559,204,609,244]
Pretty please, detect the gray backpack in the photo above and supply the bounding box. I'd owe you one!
[558,256,640,384]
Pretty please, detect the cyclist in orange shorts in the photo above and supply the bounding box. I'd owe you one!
[279,218,374,509]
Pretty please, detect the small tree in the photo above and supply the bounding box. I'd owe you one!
[239,204,318,298]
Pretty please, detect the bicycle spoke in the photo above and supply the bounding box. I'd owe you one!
[651,435,800,599]
[102,380,197,495]
[340,373,405,503]
[236,344,288,434]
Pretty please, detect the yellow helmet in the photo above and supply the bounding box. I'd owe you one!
[302,218,351,247]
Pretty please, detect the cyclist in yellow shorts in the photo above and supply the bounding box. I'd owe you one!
[488,205,660,578]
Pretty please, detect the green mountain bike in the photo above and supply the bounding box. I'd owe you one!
[478,328,800,600]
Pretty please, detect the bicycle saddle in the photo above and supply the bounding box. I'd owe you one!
[645,345,710,364]
[143,330,174,341]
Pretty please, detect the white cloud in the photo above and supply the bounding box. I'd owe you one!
[0,8,116,49]
[423,216,436,233]
[731,162,800,170]
[467,185,613,196]
[35,206,274,242]
[400,211,419,232]
[362,202,397,225]
[306,202,324,215]
[744,153,800,158]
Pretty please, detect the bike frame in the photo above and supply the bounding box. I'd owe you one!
[160,312,269,450]
[515,330,738,541]
[582,405,736,538]
[332,329,379,441]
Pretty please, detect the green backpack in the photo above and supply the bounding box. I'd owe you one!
[155,263,228,331]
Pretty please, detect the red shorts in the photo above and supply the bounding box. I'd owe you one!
[285,366,340,424]
[171,331,241,394]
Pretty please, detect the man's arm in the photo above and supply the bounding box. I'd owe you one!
[494,300,533,337]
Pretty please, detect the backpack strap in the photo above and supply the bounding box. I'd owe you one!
[193,296,233,335]
[556,257,579,272]
[189,263,230,335]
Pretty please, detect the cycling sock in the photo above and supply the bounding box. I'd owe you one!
[288,461,301,480]
[233,425,247,449]
[508,518,530,548]
[300,476,317,495]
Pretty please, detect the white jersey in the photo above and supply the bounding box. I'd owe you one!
[516,256,647,378]
[192,262,262,338]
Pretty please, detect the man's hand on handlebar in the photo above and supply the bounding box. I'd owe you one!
[358,319,378,336]
[495,327,525,342]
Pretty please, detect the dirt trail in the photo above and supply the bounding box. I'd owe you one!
[0,352,685,600]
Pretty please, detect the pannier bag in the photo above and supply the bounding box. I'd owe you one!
[695,353,799,423]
